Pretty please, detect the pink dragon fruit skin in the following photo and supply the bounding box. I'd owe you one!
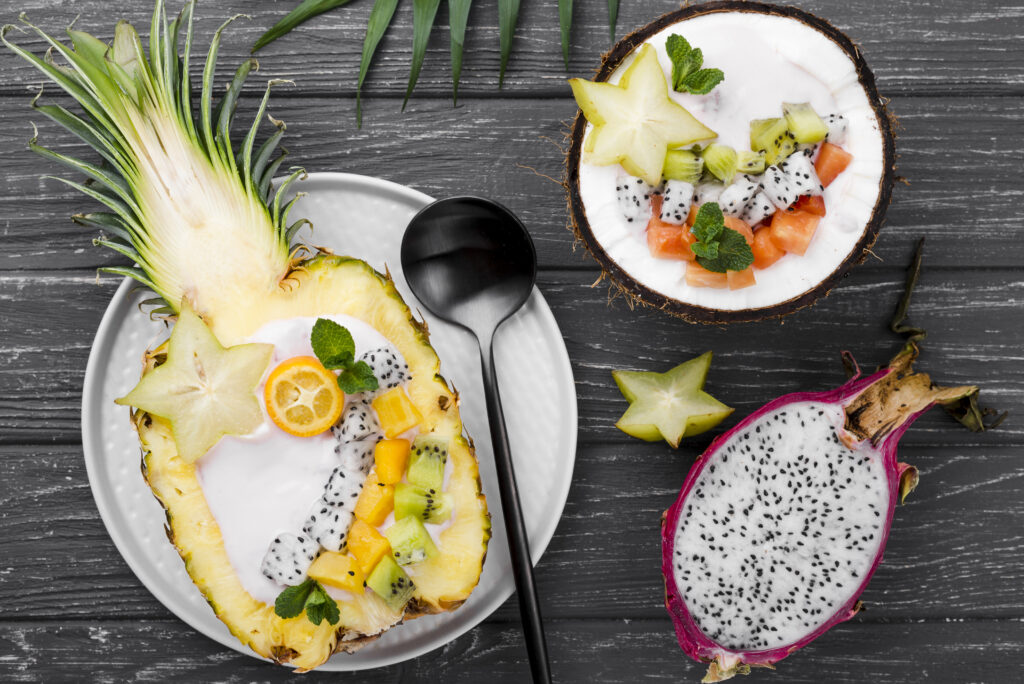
[661,347,976,682]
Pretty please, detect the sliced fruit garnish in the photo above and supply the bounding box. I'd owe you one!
[264,356,345,437]
[612,352,733,447]
[115,301,273,463]
[569,44,716,185]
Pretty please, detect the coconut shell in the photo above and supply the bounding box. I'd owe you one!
[566,1,897,324]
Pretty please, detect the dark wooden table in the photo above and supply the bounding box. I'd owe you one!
[1,0,1021,681]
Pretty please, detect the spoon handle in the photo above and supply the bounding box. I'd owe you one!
[480,339,553,684]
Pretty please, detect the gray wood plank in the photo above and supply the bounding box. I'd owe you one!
[0,96,1019,271]
[0,618,1022,682]
[1,0,1022,97]
[1,268,1018,446]
[2,439,1021,621]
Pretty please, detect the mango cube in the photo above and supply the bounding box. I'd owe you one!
[354,472,394,526]
[307,552,365,593]
[372,387,422,438]
[374,439,411,484]
[348,519,392,575]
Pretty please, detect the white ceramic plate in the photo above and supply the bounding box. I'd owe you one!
[81,172,578,671]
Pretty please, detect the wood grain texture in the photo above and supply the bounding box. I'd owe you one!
[0,96,1021,271]
[1,268,1019,445]
[1,618,1023,683]
[0,0,1021,680]
[1,0,1022,97]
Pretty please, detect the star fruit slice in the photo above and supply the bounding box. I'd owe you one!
[116,301,274,462]
[612,352,733,447]
[569,43,716,185]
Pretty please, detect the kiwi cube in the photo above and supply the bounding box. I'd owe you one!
[782,102,828,144]
[384,517,439,566]
[408,435,449,491]
[701,144,738,183]
[737,150,766,175]
[749,117,796,166]
[662,149,703,183]
[366,555,415,611]
[395,482,453,524]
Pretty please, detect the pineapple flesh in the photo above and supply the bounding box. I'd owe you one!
[6,1,490,670]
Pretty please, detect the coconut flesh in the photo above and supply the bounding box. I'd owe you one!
[574,9,887,314]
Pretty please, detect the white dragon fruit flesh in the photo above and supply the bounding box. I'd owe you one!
[738,192,776,227]
[334,402,381,443]
[358,346,409,395]
[322,465,366,506]
[693,182,725,208]
[616,175,655,223]
[780,154,824,197]
[795,143,819,162]
[260,533,320,586]
[660,180,694,225]
[334,435,379,474]
[717,177,760,218]
[824,113,848,145]
[661,344,980,681]
[760,165,799,210]
[302,500,355,552]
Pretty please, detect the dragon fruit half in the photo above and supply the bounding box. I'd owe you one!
[660,340,992,681]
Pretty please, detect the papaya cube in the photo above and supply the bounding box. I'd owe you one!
[347,519,392,575]
[371,387,423,438]
[307,552,365,593]
[374,439,411,485]
[354,472,394,526]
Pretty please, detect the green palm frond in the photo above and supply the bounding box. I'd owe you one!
[253,0,622,118]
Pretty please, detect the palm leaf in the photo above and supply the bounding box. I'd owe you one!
[404,0,442,109]
[357,0,401,126]
[558,0,572,69]
[447,0,472,104]
[497,0,520,87]
[608,0,619,41]
[253,0,357,52]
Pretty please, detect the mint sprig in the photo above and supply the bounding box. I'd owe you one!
[689,203,755,274]
[274,578,340,626]
[666,35,724,95]
[310,318,379,394]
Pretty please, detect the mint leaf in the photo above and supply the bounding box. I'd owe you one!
[690,202,724,244]
[697,228,755,273]
[681,68,724,95]
[337,361,380,395]
[310,318,355,370]
[274,579,315,620]
[691,240,719,260]
[304,583,340,626]
[665,34,723,95]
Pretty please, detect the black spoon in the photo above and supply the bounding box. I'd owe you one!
[401,197,552,684]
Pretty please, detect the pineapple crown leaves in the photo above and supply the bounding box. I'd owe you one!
[3,0,307,311]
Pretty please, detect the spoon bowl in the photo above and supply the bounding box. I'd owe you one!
[402,197,551,683]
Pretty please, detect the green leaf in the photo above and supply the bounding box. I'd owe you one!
[405,0,443,110]
[682,68,724,95]
[690,240,719,260]
[690,202,724,244]
[304,584,341,626]
[357,0,402,127]
[697,228,754,273]
[559,0,573,69]
[497,0,521,87]
[252,0,357,53]
[447,0,473,104]
[311,318,356,369]
[338,361,380,395]
[607,0,619,41]
[274,579,315,619]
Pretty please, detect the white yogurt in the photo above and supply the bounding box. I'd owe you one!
[578,12,885,310]
[196,314,399,605]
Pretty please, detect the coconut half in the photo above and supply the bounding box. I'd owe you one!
[567,1,896,324]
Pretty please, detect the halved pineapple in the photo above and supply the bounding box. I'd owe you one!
[6,1,490,670]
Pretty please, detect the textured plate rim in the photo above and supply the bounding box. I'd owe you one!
[81,171,578,670]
